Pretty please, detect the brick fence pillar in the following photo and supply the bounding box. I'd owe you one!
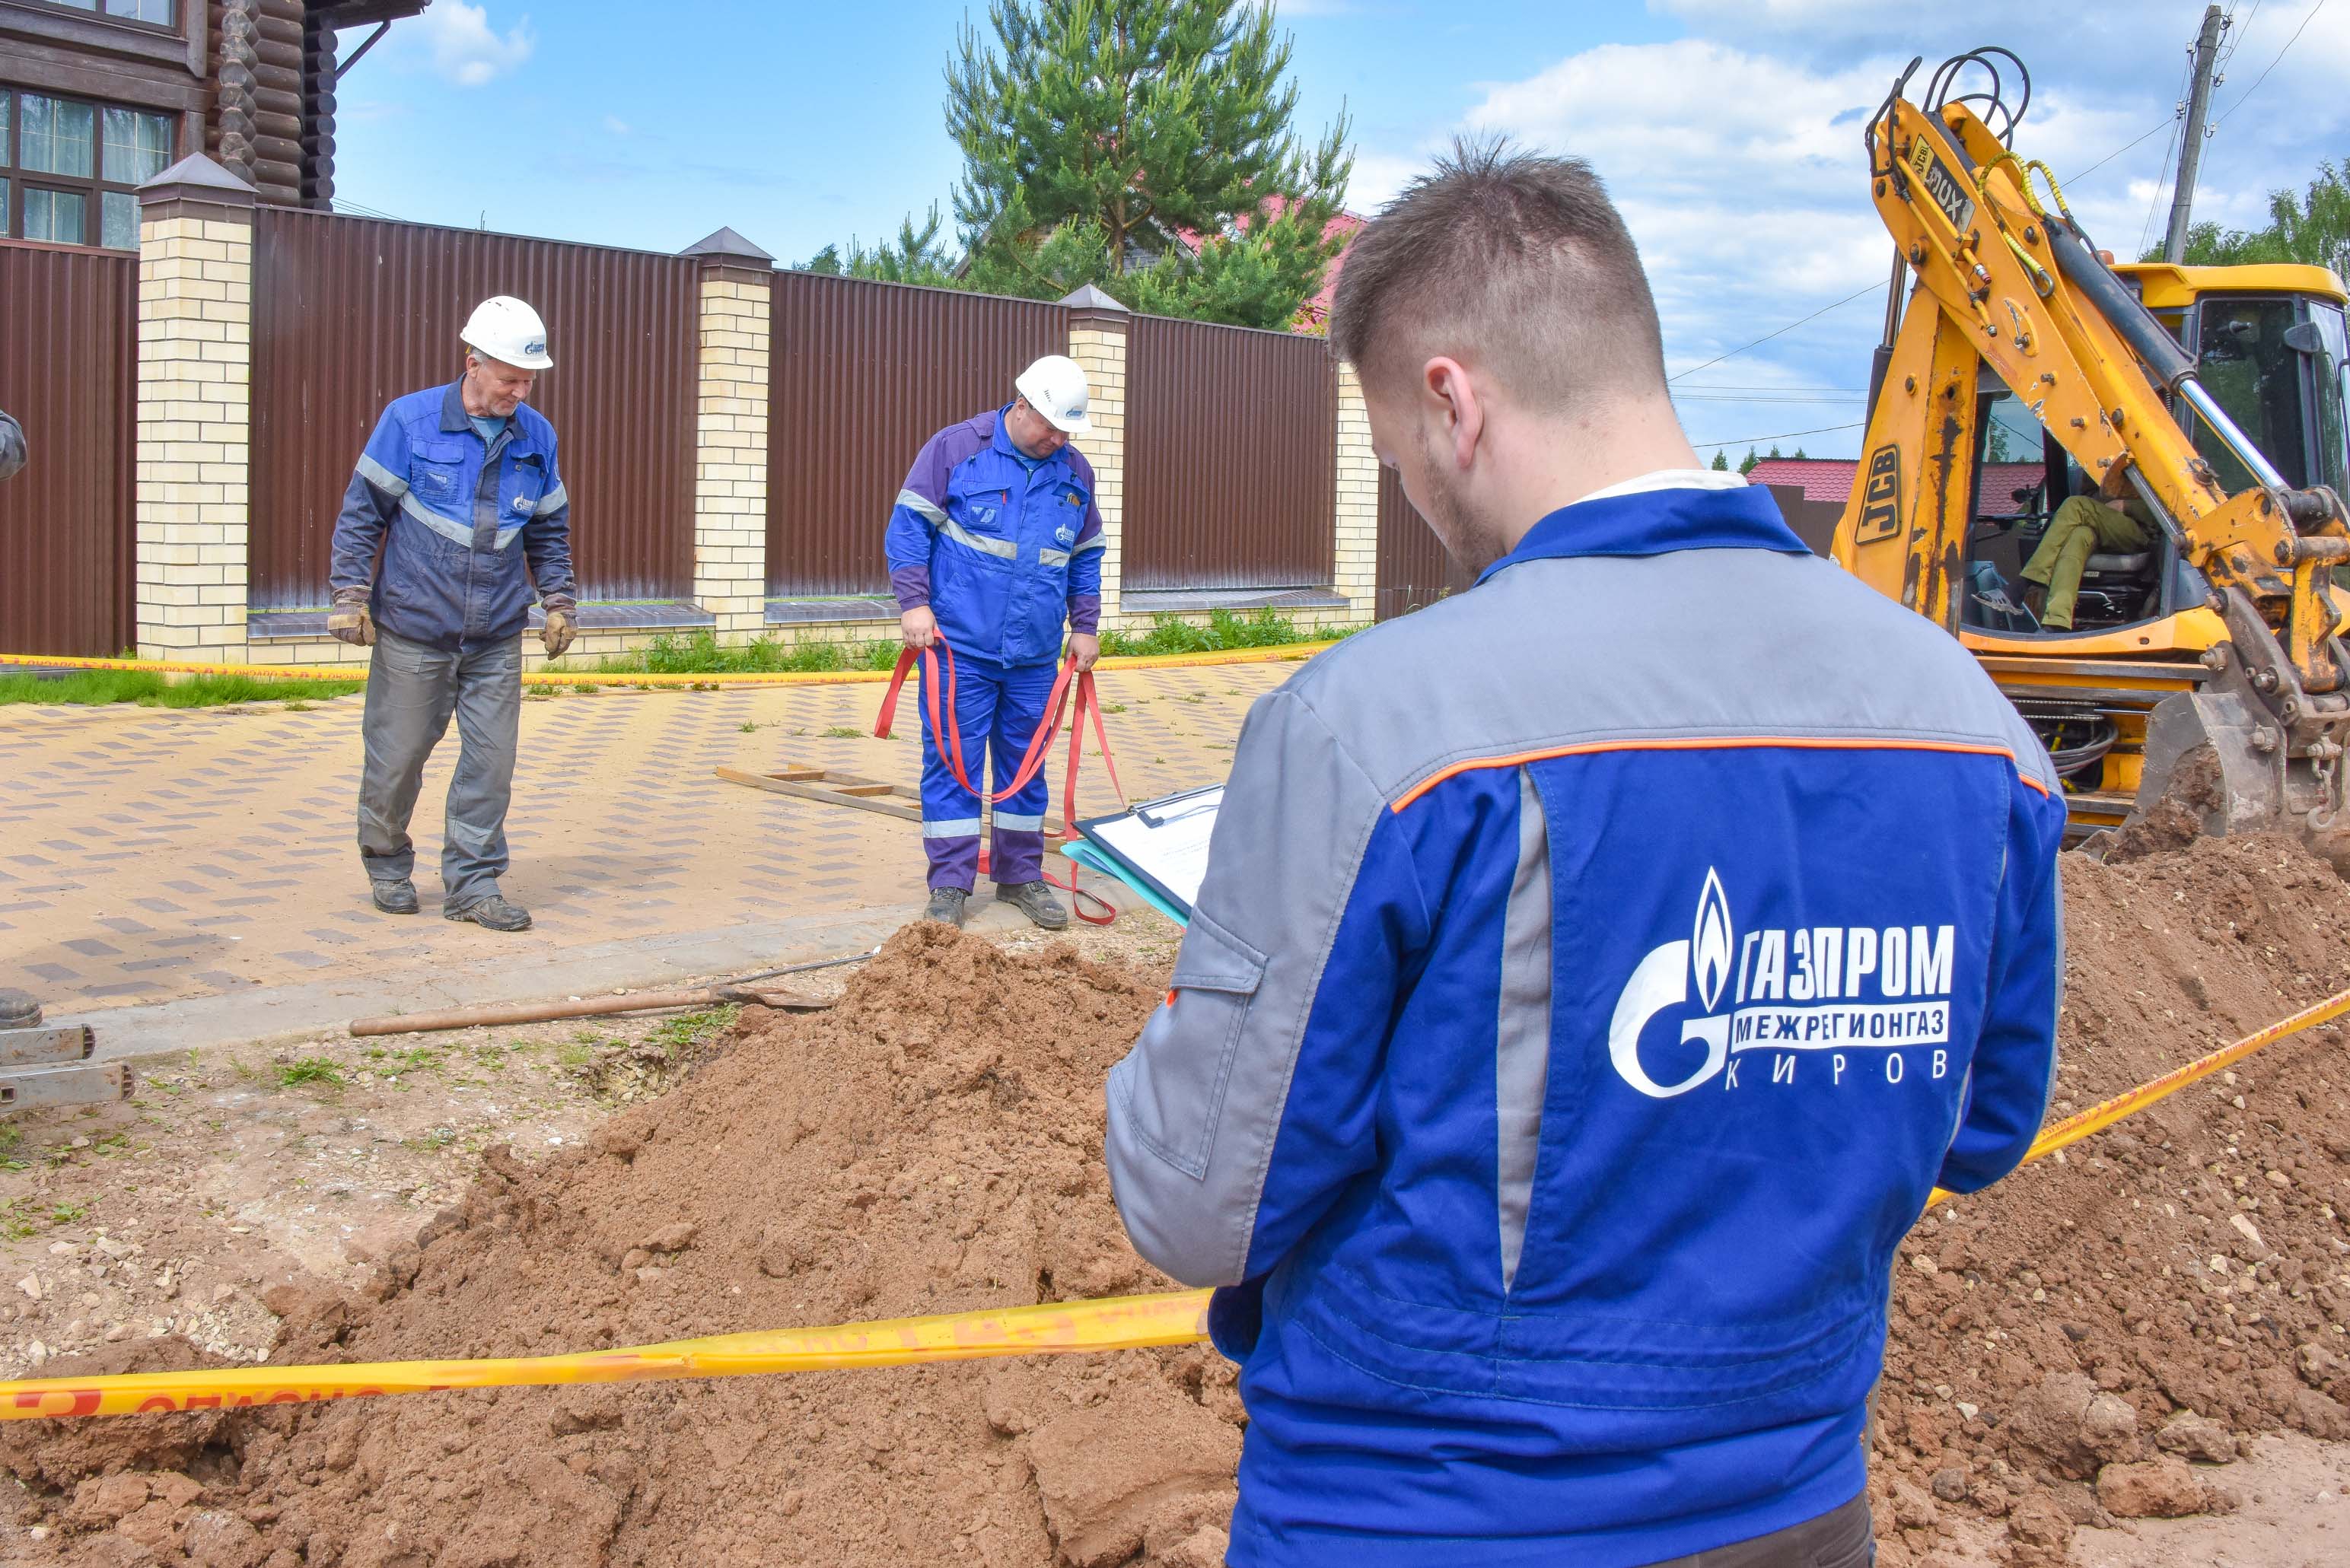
[1060,285,1131,623]
[681,227,774,644]
[134,154,256,663]
[1332,362,1380,627]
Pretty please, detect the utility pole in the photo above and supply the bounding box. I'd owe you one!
[2164,4,2227,264]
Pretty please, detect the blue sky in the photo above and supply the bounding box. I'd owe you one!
[333,1,2350,461]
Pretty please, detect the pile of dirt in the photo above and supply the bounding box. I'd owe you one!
[1865,835,2350,1566]
[4,837,2348,1567]
[2,924,1234,1568]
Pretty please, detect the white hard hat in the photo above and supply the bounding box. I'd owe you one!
[1014,355,1092,435]
[460,295,552,371]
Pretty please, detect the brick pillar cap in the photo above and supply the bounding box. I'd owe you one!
[139,154,259,208]
[1060,283,1131,329]
[681,226,775,265]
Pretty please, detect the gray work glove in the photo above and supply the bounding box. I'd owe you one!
[540,599,578,659]
[327,587,374,647]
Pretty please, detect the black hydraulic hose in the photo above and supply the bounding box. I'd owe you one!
[2045,221,2198,391]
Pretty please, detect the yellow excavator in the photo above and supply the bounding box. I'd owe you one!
[1830,49,2350,854]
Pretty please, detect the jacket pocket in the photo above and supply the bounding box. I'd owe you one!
[408,440,470,507]
[1126,908,1268,1178]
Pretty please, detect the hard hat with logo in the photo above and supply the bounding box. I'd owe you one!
[460,296,553,371]
[1014,355,1092,435]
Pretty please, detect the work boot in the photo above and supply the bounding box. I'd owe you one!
[445,894,532,932]
[371,878,419,915]
[923,887,970,927]
[995,881,1069,930]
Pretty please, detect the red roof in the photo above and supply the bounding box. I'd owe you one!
[1745,458,2046,515]
[1744,459,1855,503]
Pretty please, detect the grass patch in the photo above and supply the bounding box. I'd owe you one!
[0,669,363,708]
[275,1058,345,1089]
[1097,608,1339,658]
[568,629,900,678]
[645,1005,739,1057]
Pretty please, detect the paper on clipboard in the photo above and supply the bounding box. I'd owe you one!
[1081,786,1222,913]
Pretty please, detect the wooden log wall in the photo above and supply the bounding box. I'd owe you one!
[206,0,307,205]
[301,6,336,209]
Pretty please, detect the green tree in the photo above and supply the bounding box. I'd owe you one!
[944,0,1352,327]
[798,244,842,275]
[839,208,960,288]
[2154,158,2350,274]
[1737,447,1760,475]
[1709,450,1731,471]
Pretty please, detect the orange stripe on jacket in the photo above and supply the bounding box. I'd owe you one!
[1390,736,2051,812]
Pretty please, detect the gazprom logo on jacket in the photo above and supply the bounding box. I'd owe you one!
[1606,869,1959,1099]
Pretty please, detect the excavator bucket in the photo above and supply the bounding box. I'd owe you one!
[2122,648,2350,869]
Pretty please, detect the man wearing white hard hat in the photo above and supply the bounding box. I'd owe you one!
[325,295,577,933]
[884,355,1105,929]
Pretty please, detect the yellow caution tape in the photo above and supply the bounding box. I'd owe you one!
[6,986,2335,1423]
[1924,981,2350,1209]
[0,642,1338,689]
[0,1290,1212,1422]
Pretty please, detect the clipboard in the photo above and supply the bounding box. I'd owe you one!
[1072,784,1223,922]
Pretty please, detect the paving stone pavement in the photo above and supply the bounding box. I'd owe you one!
[0,660,1294,1021]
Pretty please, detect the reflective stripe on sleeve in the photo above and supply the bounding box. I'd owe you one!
[357,453,410,498]
[533,482,568,517]
[896,488,949,526]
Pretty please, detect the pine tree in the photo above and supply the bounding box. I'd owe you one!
[1737,447,1760,475]
[944,0,1352,327]
[799,245,842,275]
[1709,450,1731,472]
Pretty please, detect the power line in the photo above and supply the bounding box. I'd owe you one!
[2067,113,2180,185]
[2211,0,2329,129]
[1666,284,1880,383]
[1691,420,1868,448]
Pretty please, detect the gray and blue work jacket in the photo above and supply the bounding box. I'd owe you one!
[328,380,575,650]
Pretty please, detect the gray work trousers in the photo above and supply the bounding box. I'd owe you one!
[355,628,523,908]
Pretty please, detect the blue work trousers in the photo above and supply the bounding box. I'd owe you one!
[920,654,1056,891]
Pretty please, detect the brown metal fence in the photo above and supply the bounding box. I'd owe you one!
[766,272,1069,596]
[0,241,136,657]
[1374,464,1469,621]
[248,209,701,609]
[1124,313,1336,591]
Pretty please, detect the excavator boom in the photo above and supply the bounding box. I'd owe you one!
[1831,50,2350,857]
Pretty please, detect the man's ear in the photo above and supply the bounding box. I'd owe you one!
[1422,356,1485,473]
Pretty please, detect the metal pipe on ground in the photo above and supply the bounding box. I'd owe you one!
[347,946,880,1038]
[350,985,833,1038]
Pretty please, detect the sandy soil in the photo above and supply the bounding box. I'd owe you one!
[0,844,2345,1566]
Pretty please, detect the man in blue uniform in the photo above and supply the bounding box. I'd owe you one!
[326,297,578,933]
[1107,145,2065,1566]
[885,355,1107,930]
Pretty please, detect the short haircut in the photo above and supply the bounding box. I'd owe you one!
[1329,139,1668,412]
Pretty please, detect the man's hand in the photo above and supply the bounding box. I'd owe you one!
[327,589,374,647]
[901,606,939,650]
[540,604,577,660]
[1069,631,1101,672]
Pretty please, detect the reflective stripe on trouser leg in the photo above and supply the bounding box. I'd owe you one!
[440,635,523,907]
[356,628,460,886]
[988,658,1059,886]
[919,654,1001,891]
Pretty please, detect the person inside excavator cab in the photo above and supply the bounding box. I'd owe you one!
[2017,461,2154,631]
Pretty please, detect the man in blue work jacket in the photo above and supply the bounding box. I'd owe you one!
[885,355,1107,930]
[326,296,578,933]
[1107,145,2066,1567]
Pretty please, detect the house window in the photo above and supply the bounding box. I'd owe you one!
[30,1,180,27]
[0,90,175,250]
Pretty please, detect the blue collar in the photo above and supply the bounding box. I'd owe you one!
[992,403,1055,471]
[1476,483,1808,585]
[439,380,470,434]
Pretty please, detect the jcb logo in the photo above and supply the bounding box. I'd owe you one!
[1857,444,1902,542]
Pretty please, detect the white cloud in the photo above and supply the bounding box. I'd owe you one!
[414,2,534,88]
[1345,7,2350,456]
[603,114,632,135]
